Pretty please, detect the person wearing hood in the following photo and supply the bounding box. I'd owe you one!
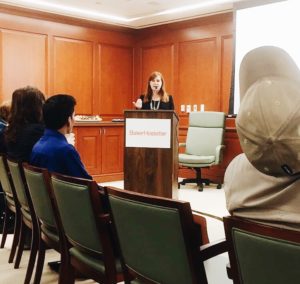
[224,46,300,231]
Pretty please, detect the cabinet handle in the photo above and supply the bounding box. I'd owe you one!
[103,128,106,135]
[99,128,102,135]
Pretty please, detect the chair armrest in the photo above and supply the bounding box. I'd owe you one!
[199,238,228,261]
[192,213,209,245]
[226,263,233,279]
[215,145,226,164]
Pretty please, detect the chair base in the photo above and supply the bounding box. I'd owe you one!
[179,178,208,191]
[178,168,222,191]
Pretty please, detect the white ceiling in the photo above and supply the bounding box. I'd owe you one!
[0,0,245,28]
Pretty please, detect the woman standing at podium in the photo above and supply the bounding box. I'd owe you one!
[133,71,174,110]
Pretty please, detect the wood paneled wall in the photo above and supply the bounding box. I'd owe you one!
[0,29,48,99]
[99,44,134,115]
[0,8,233,119]
[0,9,135,118]
[135,13,233,118]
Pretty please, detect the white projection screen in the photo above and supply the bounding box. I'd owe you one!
[233,0,300,113]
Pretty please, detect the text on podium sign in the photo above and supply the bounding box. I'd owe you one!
[125,118,171,148]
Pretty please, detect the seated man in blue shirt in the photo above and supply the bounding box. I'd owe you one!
[30,94,92,180]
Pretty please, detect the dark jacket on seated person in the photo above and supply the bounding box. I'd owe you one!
[6,123,44,162]
[30,129,92,180]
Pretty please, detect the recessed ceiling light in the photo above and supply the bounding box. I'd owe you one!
[156,0,232,16]
[5,0,138,22]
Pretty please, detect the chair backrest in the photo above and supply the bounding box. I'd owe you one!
[50,173,115,259]
[223,216,300,284]
[106,186,207,284]
[23,164,56,231]
[185,111,225,156]
[7,159,30,213]
[0,154,20,214]
[0,154,15,199]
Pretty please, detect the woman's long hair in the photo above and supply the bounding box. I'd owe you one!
[143,71,169,103]
[5,86,45,143]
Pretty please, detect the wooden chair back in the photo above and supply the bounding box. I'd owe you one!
[224,216,300,284]
[106,186,227,284]
[51,173,125,284]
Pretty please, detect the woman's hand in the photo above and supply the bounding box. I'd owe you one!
[133,98,142,109]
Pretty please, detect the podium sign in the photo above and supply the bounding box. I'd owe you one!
[124,110,179,198]
[125,118,171,148]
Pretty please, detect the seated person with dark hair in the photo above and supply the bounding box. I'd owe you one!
[30,94,92,180]
[6,86,45,162]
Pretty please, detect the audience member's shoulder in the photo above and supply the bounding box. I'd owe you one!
[25,123,45,132]
[227,153,249,170]
[62,141,78,153]
[226,153,297,183]
[225,154,258,185]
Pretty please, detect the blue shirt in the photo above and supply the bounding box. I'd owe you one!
[30,129,92,180]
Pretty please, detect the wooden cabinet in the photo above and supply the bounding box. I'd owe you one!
[74,118,240,184]
[101,127,124,175]
[74,123,124,182]
[75,127,101,175]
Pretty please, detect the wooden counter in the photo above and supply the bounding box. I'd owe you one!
[74,121,124,183]
[74,118,242,184]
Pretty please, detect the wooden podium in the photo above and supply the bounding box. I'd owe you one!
[124,110,179,198]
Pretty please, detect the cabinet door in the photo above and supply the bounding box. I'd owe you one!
[75,127,101,175]
[101,127,124,174]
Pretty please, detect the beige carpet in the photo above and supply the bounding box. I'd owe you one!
[0,235,103,284]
